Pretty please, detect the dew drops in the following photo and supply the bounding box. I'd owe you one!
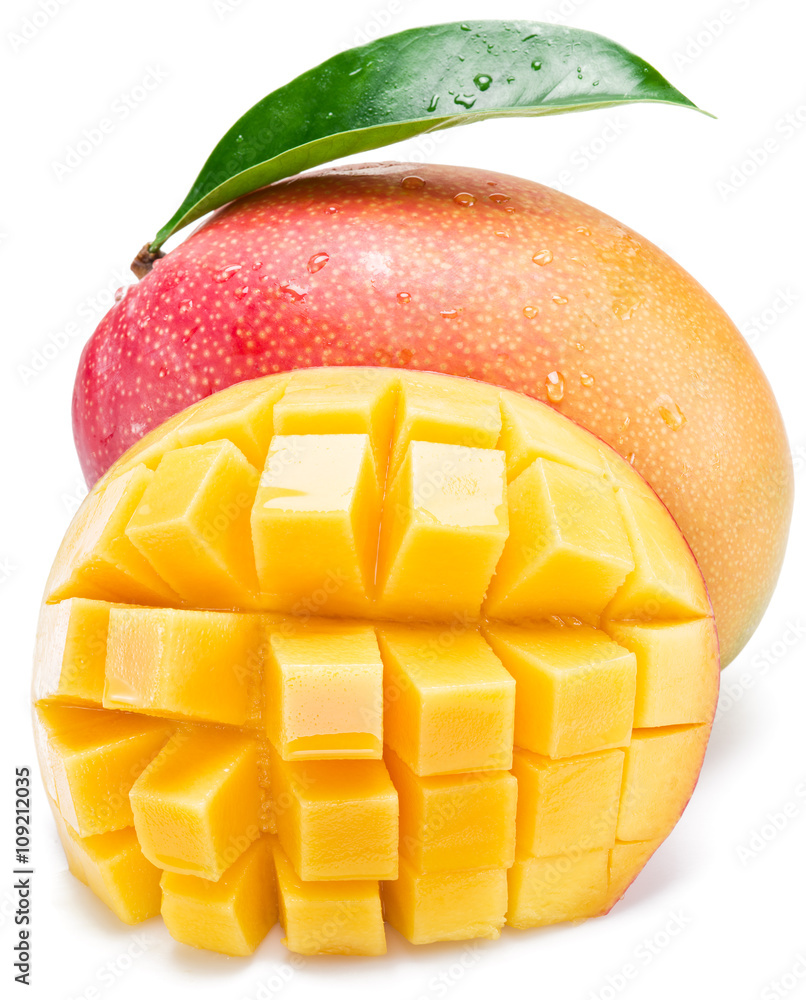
[523,305,539,319]
[279,283,306,303]
[576,225,591,236]
[531,59,542,70]
[453,192,476,207]
[489,192,510,204]
[474,73,493,91]
[396,291,412,304]
[545,370,565,403]
[504,206,517,214]
[427,94,440,112]
[234,285,249,300]
[401,175,426,190]
[324,205,339,215]
[532,249,553,265]
[306,252,330,274]
[575,342,585,351]
[178,298,193,314]
[114,286,127,303]
[460,22,471,30]
[454,93,477,109]
[348,65,363,76]
[612,293,643,320]
[213,264,242,283]
[440,308,460,319]
[552,294,569,305]
[157,365,168,379]
[579,371,595,387]
[494,230,510,239]
[627,452,637,465]
[656,394,687,430]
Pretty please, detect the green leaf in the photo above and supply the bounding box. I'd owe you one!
[148,20,707,253]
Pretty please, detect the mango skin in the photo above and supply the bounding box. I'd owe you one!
[73,162,793,664]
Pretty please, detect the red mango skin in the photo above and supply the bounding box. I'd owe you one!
[73,162,793,665]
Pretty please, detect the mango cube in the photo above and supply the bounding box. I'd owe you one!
[605,619,719,727]
[33,599,110,705]
[51,803,161,924]
[126,440,259,608]
[271,752,398,880]
[498,392,607,481]
[387,371,502,480]
[604,839,664,912]
[484,623,636,758]
[385,749,517,872]
[511,748,624,858]
[377,625,515,775]
[617,725,709,842]
[273,367,398,480]
[383,859,508,944]
[272,840,386,955]
[161,835,277,956]
[130,728,261,880]
[46,465,178,606]
[175,375,288,470]
[484,459,634,621]
[507,849,609,928]
[104,607,265,726]
[377,442,508,619]
[267,622,383,759]
[605,488,711,620]
[37,704,173,836]
[252,434,379,615]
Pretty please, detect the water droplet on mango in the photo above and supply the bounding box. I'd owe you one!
[523,305,539,319]
[307,252,330,274]
[454,192,476,207]
[213,264,242,283]
[579,372,595,387]
[546,370,565,403]
[397,292,412,304]
[489,193,511,204]
[532,249,553,265]
[656,394,687,430]
[402,175,426,190]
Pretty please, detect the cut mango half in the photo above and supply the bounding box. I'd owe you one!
[34,367,718,957]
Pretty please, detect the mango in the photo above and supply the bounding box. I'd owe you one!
[36,367,719,956]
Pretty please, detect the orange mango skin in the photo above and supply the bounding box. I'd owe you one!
[73,163,793,664]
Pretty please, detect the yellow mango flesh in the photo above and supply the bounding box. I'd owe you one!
[36,367,718,956]
[161,835,277,956]
[272,838,386,955]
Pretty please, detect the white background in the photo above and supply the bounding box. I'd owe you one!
[1,0,805,998]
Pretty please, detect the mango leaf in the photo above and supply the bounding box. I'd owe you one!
[142,20,707,266]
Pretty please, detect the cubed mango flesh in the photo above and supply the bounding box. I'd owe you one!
[377,441,509,619]
[161,835,277,956]
[383,859,508,945]
[272,839,386,955]
[385,749,517,873]
[252,433,379,616]
[271,751,398,881]
[50,799,161,924]
[484,459,634,622]
[130,728,261,880]
[37,704,173,836]
[104,607,265,726]
[126,439,260,608]
[266,622,383,759]
[35,367,719,956]
[484,623,636,758]
[377,625,515,775]
[33,598,110,705]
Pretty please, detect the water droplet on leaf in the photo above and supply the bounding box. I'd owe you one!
[531,59,542,70]
[454,93,477,109]
[474,74,492,91]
